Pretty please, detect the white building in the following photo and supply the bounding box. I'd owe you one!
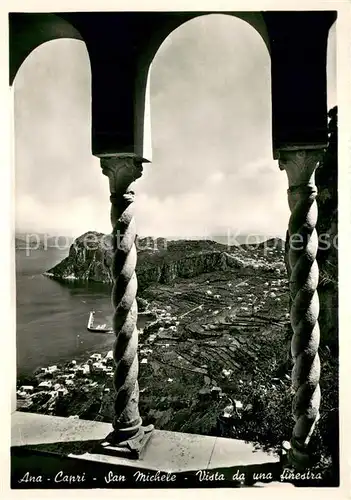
[38,381,52,390]
[47,365,58,373]
[90,353,102,361]
[16,391,28,399]
[77,365,90,376]
[92,362,105,373]
[19,386,34,393]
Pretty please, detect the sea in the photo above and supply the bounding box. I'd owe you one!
[16,247,117,377]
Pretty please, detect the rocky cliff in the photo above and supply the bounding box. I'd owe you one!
[45,234,285,292]
[45,232,114,283]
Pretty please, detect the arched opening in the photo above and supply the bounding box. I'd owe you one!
[9,13,84,85]
[14,39,108,238]
[137,14,288,240]
[14,39,115,384]
[133,14,291,439]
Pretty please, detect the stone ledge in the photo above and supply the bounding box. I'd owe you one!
[11,411,284,489]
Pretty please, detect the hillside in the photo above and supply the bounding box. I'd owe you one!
[27,236,292,452]
[44,233,286,291]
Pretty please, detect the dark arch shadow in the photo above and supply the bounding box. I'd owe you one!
[9,13,86,85]
[134,11,271,165]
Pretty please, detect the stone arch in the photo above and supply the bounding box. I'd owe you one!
[9,13,86,85]
[141,11,270,71]
[134,11,271,162]
[13,37,95,235]
[134,14,277,240]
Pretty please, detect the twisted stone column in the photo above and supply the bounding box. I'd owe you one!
[278,149,323,468]
[100,154,153,457]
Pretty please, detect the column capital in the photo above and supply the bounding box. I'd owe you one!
[100,154,144,195]
[277,148,324,188]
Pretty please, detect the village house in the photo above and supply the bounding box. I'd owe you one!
[91,362,106,374]
[90,353,102,361]
[47,365,58,373]
[19,385,34,393]
[77,364,90,376]
[38,381,52,390]
[57,388,68,397]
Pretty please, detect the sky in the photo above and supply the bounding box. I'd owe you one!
[14,14,336,240]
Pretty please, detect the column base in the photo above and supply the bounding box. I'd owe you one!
[99,424,154,459]
[287,447,312,470]
[279,440,312,471]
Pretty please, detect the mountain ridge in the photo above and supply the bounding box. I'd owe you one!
[44,231,285,291]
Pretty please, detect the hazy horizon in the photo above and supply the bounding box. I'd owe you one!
[15,229,283,249]
[14,15,336,240]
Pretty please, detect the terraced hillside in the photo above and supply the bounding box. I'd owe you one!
[29,237,292,442]
[97,244,291,436]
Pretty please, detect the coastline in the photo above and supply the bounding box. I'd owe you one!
[15,308,160,418]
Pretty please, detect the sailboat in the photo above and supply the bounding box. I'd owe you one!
[87,310,113,333]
